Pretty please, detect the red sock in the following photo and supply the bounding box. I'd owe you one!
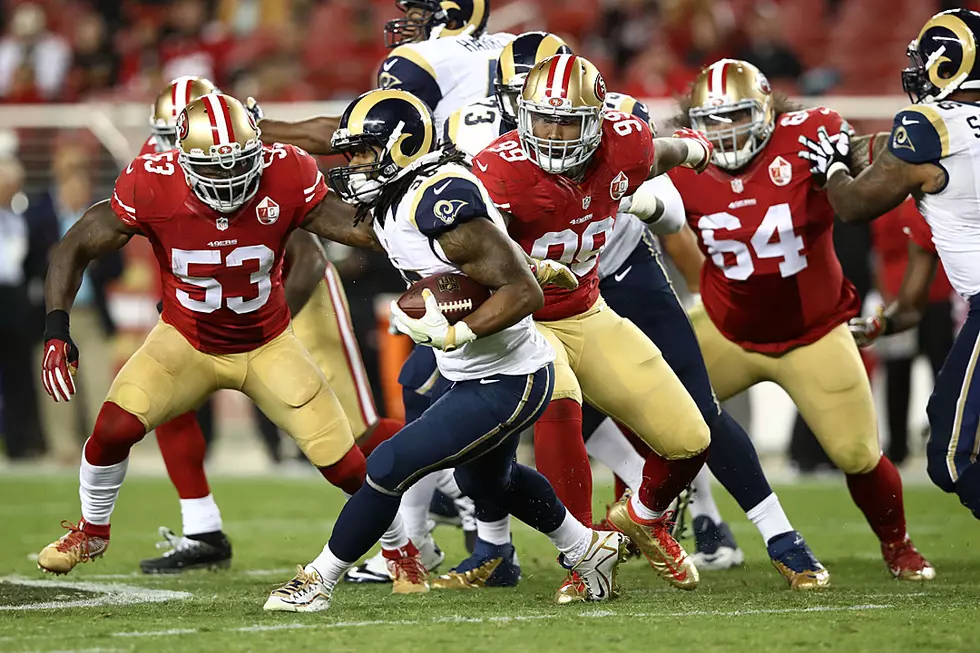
[84,402,147,466]
[358,417,403,457]
[614,476,628,504]
[846,455,908,544]
[318,446,367,495]
[638,447,709,512]
[156,411,210,500]
[533,398,592,525]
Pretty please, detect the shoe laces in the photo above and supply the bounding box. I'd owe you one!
[55,520,94,559]
[651,511,684,559]
[560,570,585,592]
[885,539,924,569]
[279,565,319,594]
[392,554,426,585]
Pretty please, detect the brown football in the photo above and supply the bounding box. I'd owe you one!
[397,273,491,325]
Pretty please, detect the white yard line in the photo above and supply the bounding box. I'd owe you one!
[0,576,190,611]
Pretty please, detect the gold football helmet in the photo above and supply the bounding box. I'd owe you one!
[518,54,606,174]
[150,76,217,152]
[495,32,572,124]
[176,93,263,213]
[688,59,774,170]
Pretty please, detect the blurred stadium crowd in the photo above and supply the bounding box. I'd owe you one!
[0,0,972,466]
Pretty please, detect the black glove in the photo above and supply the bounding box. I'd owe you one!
[798,125,851,185]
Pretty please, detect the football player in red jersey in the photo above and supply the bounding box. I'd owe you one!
[472,53,716,596]
[666,58,934,580]
[35,94,426,588]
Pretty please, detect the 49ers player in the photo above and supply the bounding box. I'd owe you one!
[36,94,425,588]
[667,59,934,580]
[472,54,716,597]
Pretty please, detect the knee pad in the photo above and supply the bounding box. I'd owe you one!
[365,440,405,495]
[829,439,880,475]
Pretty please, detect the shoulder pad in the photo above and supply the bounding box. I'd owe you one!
[410,168,490,237]
[111,153,186,224]
[379,45,442,112]
[889,105,949,164]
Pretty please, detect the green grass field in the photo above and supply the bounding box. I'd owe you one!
[1,473,977,653]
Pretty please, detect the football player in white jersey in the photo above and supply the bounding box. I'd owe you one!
[800,7,980,520]
[264,89,627,612]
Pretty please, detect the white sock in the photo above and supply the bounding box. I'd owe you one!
[629,491,664,521]
[547,510,593,566]
[399,472,439,543]
[180,494,223,536]
[586,418,645,493]
[690,467,724,524]
[477,516,511,546]
[378,513,411,551]
[307,544,354,592]
[79,453,128,526]
[434,468,461,498]
[746,493,794,545]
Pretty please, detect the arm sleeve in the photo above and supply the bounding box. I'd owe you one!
[378,48,443,112]
[639,174,685,236]
[109,161,140,228]
[889,106,948,164]
[292,146,328,223]
[412,175,491,237]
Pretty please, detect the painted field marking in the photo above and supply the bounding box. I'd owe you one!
[0,576,191,611]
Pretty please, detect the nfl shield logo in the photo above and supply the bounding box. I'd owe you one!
[216,217,229,231]
[256,197,280,225]
[582,195,592,210]
[768,156,793,187]
[609,172,629,201]
[731,178,744,193]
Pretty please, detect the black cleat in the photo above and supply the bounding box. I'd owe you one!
[140,527,232,574]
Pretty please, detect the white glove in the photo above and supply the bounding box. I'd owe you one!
[798,125,851,184]
[389,289,477,351]
[848,311,887,348]
[622,176,685,235]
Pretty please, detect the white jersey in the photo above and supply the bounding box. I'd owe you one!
[379,33,515,138]
[375,161,553,381]
[891,101,980,298]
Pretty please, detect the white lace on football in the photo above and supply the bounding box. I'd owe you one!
[437,299,474,314]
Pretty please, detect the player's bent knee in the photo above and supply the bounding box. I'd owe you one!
[829,439,880,475]
[656,416,710,460]
[454,464,512,500]
[364,440,409,494]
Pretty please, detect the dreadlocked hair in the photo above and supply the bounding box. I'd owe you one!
[666,91,803,130]
[354,146,469,227]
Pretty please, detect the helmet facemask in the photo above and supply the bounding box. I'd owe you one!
[179,142,263,213]
[518,99,602,174]
[494,75,525,125]
[690,99,773,170]
[150,125,177,153]
[384,1,445,48]
[328,131,388,205]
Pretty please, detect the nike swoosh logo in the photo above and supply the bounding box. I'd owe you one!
[433,180,452,195]
[613,265,632,282]
[383,59,396,72]
[479,379,500,385]
[902,116,919,126]
[475,160,488,172]
[126,161,134,174]
[593,582,606,600]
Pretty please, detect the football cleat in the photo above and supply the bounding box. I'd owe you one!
[882,537,936,581]
[767,530,830,590]
[37,520,109,575]
[606,499,699,590]
[263,565,331,612]
[691,516,745,571]
[555,531,629,605]
[431,539,521,590]
[383,542,430,594]
[140,527,232,574]
[344,535,443,584]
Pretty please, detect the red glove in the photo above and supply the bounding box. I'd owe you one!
[672,128,714,173]
[41,310,79,402]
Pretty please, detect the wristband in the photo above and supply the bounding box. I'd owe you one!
[44,309,71,341]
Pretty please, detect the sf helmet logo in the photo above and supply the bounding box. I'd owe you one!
[594,75,606,102]
[176,110,189,142]
[548,97,565,108]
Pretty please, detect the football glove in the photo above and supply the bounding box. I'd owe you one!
[672,128,713,173]
[245,97,264,124]
[798,125,851,185]
[530,258,578,290]
[41,310,79,403]
[389,289,477,352]
[848,309,887,348]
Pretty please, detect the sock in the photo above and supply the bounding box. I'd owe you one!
[689,466,724,523]
[547,510,592,566]
[84,402,147,466]
[585,418,645,494]
[179,494,223,536]
[358,418,403,457]
[630,490,663,521]
[533,398,593,525]
[637,447,709,513]
[308,544,355,592]
[434,468,462,498]
[705,410,773,512]
[846,455,908,544]
[378,514,411,551]
[745,493,794,544]
[477,516,511,546]
[79,445,128,526]
[156,411,210,499]
[398,471,439,543]
[317,446,367,495]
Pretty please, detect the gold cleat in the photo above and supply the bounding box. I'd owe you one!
[431,557,503,590]
[882,538,936,581]
[554,571,588,604]
[771,560,831,590]
[37,520,109,575]
[384,545,430,594]
[606,499,699,590]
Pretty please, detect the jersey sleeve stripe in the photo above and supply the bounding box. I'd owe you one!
[906,105,950,157]
[389,46,438,82]
[304,170,324,195]
[113,191,136,214]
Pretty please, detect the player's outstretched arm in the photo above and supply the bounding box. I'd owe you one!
[283,231,327,317]
[45,199,136,312]
[826,149,944,223]
[257,116,340,155]
[301,192,383,251]
[649,130,713,178]
[437,218,544,337]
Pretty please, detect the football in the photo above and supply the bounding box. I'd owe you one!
[397,273,491,325]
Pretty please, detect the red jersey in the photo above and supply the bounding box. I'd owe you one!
[474,111,655,321]
[669,107,860,354]
[109,143,327,354]
[138,137,157,157]
[878,199,952,303]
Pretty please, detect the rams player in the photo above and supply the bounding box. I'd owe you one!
[801,7,980,521]
[264,89,625,612]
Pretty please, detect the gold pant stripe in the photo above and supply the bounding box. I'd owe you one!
[949,326,980,481]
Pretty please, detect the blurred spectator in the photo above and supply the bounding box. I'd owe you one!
[734,2,803,82]
[0,156,45,460]
[159,0,232,86]
[0,2,70,101]
[660,0,736,70]
[592,0,660,80]
[66,11,119,99]
[622,37,696,99]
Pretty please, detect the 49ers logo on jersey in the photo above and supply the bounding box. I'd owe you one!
[609,171,629,200]
[256,196,279,225]
[768,156,793,187]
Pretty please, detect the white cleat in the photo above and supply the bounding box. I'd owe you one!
[264,565,331,612]
[555,531,629,604]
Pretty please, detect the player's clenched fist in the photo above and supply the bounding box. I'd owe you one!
[530,258,578,290]
[672,128,714,173]
[41,309,79,402]
[848,311,887,348]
